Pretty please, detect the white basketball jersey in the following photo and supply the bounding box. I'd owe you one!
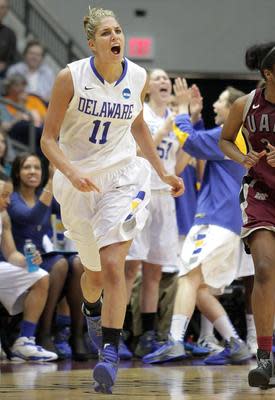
[143,103,180,190]
[59,57,147,172]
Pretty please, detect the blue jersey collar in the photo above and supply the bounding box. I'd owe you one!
[89,57,128,86]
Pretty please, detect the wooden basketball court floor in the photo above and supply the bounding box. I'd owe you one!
[1,358,275,399]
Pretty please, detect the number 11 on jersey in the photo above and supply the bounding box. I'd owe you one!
[89,120,111,144]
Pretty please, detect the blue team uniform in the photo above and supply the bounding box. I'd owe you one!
[173,114,245,235]
[6,192,74,272]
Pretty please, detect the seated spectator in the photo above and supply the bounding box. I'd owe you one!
[0,128,11,175]
[0,0,18,78]
[0,73,46,153]
[0,171,57,361]
[8,152,88,359]
[7,39,55,103]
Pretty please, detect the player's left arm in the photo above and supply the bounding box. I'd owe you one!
[1,211,26,267]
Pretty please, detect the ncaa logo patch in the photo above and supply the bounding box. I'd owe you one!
[122,88,131,99]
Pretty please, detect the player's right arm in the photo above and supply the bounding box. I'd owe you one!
[40,68,99,193]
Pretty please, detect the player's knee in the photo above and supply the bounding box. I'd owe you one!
[71,256,84,274]
[125,261,140,280]
[102,259,122,285]
[54,258,69,276]
[32,275,49,295]
[254,256,274,285]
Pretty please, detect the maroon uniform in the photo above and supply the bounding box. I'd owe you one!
[240,88,275,242]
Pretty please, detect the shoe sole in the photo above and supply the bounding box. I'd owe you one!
[204,354,252,366]
[11,353,57,362]
[230,355,252,364]
[143,353,187,364]
[93,365,115,394]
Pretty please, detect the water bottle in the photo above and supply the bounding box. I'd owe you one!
[24,239,39,273]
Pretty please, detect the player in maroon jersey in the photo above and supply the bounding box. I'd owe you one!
[219,42,275,389]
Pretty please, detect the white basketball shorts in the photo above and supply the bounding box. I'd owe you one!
[127,190,179,266]
[0,263,48,315]
[179,224,240,290]
[53,157,151,271]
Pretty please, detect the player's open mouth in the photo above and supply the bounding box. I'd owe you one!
[111,45,121,55]
[160,88,168,93]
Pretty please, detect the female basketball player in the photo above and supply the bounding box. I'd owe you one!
[40,6,183,394]
[220,42,275,388]
[125,68,182,358]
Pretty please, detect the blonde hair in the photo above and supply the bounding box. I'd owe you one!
[83,6,117,40]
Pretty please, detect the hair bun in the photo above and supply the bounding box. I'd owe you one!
[245,42,275,71]
[245,45,262,70]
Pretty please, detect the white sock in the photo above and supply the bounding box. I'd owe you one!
[199,314,214,339]
[246,314,256,337]
[170,314,190,342]
[213,315,239,341]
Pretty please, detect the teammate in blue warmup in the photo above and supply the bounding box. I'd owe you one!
[143,79,251,365]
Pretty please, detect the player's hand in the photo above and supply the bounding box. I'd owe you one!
[266,143,275,167]
[161,174,185,197]
[32,250,42,266]
[241,150,266,169]
[173,77,192,109]
[190,84,203,118]
[70,169,100,192]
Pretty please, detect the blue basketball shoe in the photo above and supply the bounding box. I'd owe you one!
[184,340,210,356]
[142,336,187,364]
[118,338,133,360]
[54,326,72,359]
[93,344,119,394]
[204,337,252,365]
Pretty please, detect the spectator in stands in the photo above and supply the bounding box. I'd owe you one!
[7,39,55,102]
[0,0,18,78]
[0,171,57,361]
[8,152,88,359]
[0,128,11,175]
[0,73,46,153]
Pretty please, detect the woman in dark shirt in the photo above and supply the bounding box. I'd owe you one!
[8,152,87,359]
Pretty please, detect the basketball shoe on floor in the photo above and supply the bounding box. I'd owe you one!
[142,336,187,364]
[184,340,210,356]
[118,338,133,360]
[135,330,159,358]
[197,335,224,353]
[54,326,72,359]
[203,337,252,365]
[11,336,58,361]
[248,350,274,387]
[93,344,119,394]
[82,303,102,351]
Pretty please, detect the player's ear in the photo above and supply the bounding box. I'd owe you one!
[88,39,96,53]
[264,69,273,82]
